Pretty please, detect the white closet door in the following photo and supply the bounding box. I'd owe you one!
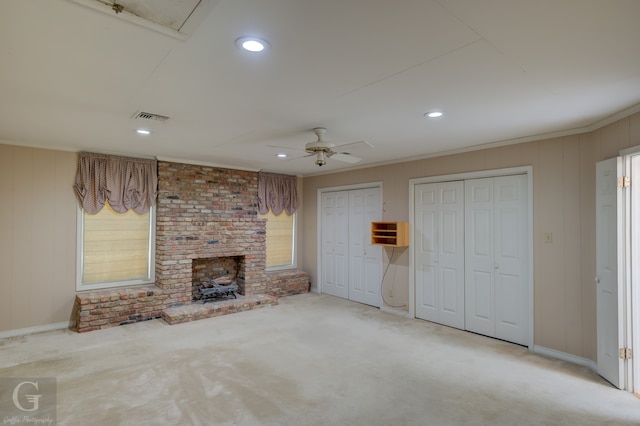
[465,175,528,345]
[415,181,465,328]
[349,189,367,304]
[362,188,382,307]
[493,175,529,345]
[321,191,349,299]
[321,187,381,306]
[348,188,382,307]
[415,184,439,322]
[464,178,495,337]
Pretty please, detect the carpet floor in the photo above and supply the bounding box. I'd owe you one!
[1,293,639,425]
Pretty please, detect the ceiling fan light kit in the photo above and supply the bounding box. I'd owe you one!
[315,151,326,166]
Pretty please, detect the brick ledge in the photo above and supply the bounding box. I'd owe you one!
[162,294,278,325]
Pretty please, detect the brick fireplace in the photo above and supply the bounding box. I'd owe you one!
[154,162,267,303]
[74,161,309,332]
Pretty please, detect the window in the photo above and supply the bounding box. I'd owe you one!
[77,201,155,290]
[260,210,295,269]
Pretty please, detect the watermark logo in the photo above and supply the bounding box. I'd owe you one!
[12,382,41,412]
[1,378,56,425]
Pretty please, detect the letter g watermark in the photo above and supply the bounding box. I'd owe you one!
[1,377,56,424]
[12,381,42,412]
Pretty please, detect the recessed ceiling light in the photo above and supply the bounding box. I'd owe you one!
[425,111,443,118]
[277,153,287,158]
[136,129,151,135]
[235,36,270,53]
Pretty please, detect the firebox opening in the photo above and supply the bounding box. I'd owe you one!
[191,256,246,300]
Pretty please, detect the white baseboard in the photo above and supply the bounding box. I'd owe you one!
[0,321,74,339]
[532,345,597,371]
[380,304,412,318]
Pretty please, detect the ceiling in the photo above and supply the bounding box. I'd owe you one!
[2,0,640,176]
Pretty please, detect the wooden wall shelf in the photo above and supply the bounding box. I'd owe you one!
[371,222,409,247]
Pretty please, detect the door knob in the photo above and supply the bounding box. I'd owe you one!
[595,276,600,284]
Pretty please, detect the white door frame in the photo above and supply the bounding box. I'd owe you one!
[409,166,534,349]
[619,146,640,393]
[316,182,383,299]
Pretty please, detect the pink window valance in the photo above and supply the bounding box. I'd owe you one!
[74,152,157,215]
[257,171,298,216]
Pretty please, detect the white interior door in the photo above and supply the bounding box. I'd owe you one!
[596,157,625,389]
[465,175,528,346]
[415,181,465,329]
[321,191,349,299]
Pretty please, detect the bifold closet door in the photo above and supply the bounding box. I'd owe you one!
[348,188,382,307]
[414,181,465,329]
[465,175,529,346]
[321,191,349,299]
[321,188,382,307]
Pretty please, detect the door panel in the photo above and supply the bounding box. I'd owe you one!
[321,192,348,299]
[596,157,624,389]
[465,175,528,345]
[493,175,528,345]
[349,190,366,304]
[363,188,382,307]
[334,194,349,299]
[348,188,382,307]
[441,267,459,313]
[416,205,439,322]
[415,181,464,328]
[465,178,495,336]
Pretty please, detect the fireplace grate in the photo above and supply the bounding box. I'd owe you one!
[198,279,238,303]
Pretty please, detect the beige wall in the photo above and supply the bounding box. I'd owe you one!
[1,112,638,357]
[302,112,640,360]
[0,145,304,334]
[0,144,77,332]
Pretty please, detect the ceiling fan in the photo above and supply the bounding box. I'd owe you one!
[272,127,373,167]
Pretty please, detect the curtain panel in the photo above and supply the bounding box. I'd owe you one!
[257,171,298,215]
[74,152,157,214]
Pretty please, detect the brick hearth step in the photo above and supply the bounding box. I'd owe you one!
[161,294,278,325]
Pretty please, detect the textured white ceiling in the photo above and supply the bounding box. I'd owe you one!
[1,0,639,176]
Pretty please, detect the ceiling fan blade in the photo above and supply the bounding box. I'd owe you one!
[331,140,373,150]
[331,152,362,163]
[266,144,306,151]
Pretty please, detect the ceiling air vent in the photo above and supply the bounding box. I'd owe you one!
[132,111,170,122]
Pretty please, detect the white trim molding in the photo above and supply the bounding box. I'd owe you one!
[532,345,598,372]
[0,321,74,340]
